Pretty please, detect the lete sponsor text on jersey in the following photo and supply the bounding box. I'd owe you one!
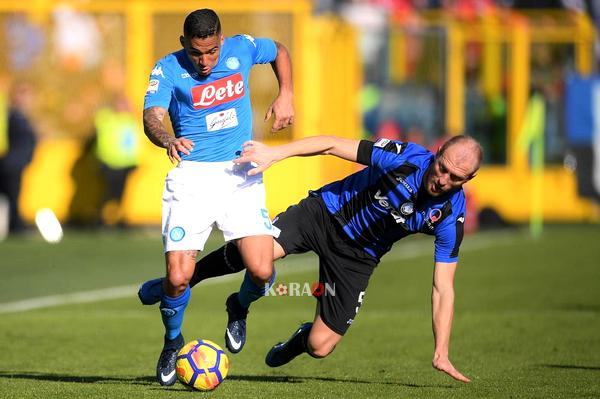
[191,73,244,109]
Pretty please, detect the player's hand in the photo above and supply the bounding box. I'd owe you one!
[234,140,278,176]
[166,137,194,164]
[432,354,471,383]
[265,92,294,132]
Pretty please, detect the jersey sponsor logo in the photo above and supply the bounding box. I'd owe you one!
[374,138,406,154]
[396,176,413,194]
[390,163,417,194]
[146,79,159,94]
[206,108,239,131]
[421,201,452,232]
[374,138,390,148]
[226,56,240,70]
[374,190,405,224]
[181,72,199,79]
[151,65,164,78]
[191,73,244,109]
[242,34,257,47]
[429,208,442,223]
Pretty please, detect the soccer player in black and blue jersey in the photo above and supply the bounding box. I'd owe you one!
[141,134,480,383]
[233,135,478,383]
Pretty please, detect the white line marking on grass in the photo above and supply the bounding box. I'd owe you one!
[0,230,523,314]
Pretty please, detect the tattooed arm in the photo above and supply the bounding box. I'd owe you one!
[143,106,194,163]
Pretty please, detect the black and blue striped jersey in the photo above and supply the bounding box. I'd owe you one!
[317,138,466,263]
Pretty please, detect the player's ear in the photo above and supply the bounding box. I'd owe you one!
[179,36,186,48]
[220,34,224,45]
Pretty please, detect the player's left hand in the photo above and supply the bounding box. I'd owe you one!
[432,354,471,383]
[265,92,294,132]
[234,140,278,176]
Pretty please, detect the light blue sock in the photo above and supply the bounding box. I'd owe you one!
[238,270,276,309]
[159,285,190,340]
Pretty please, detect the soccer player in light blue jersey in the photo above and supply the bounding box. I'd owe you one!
[138,9,293,386]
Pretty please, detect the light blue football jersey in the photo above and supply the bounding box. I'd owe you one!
[144,35,277,162]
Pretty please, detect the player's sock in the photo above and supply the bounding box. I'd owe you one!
[189,242,246,288]
[237,269,276,309]
[138,277,164,305]
[159,285,190,340]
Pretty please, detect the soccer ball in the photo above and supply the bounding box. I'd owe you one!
[176,339,229,391]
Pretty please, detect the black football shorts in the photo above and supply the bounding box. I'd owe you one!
[274,194,378,335]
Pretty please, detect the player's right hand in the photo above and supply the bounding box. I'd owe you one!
[234,140,278,176]
[166,137,194,164]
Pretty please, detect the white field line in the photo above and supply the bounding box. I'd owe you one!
[0,230,522,314]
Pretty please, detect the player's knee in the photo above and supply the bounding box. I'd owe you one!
[165,270,191,295]
[246,263,274,285]
[306,337,335,358]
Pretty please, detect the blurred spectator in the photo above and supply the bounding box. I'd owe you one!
[339,0,389,84]
[565,73,600,202]
[4,14,45,71]
[0,82,38,233]
[52,6,102,71]
[93,95,141,226]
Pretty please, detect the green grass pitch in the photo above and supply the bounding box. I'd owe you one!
[0,225,599,398]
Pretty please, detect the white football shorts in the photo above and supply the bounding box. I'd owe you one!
[161,160,280,252]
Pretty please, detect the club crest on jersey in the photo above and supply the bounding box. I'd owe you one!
[191,73,244,109]
[400,202,414,216]
[226,57,240,70]
[169,226,185,242]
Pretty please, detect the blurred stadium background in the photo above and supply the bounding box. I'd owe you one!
[0,0,599,231]
[0,0,599,398]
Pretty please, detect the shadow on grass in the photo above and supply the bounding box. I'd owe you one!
[229,374,457,388]
[557,304,600,313]
[0,371,457,389]
[0,371,155,385]
[542,364,600,371]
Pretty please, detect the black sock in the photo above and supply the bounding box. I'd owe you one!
[286,325,310,357]
[189,243,246,288]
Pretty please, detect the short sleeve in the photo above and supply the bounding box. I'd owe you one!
[357,138,410,170]
[143,59,174,110]
[433,212,465,263]
[238,34,277,64]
